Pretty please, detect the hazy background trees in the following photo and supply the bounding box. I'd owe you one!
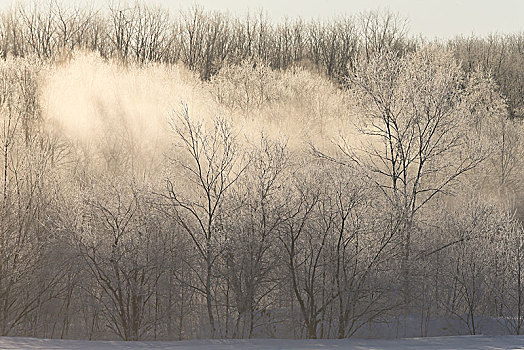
[0,0,523,341]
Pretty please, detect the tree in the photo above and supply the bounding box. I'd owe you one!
[491,213,524,334]
[77,179,166,340]
[277,161,324,339]
[165,104,246,338]
[0,57,65,336]
[322,164,397,338]
[224,135,288,338]
[343,46,504,308]
[435,197,504,335]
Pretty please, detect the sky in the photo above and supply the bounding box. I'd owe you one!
[1,0,523,39]
[152,0,523,39]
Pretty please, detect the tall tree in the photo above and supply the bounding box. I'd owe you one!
[165,105,246,338]
[342,46,504,308]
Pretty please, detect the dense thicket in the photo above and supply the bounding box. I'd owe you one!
[1,2,522,117]
[1,1,524,341]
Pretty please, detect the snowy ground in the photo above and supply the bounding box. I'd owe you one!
[1,336,524,350]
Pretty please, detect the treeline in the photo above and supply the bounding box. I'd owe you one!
[0,2,410,74]
[1,3,523,117]
[1,1,524,342]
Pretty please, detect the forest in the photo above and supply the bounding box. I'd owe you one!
[1,1,524,342]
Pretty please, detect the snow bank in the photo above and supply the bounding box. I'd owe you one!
[1,336,524,350]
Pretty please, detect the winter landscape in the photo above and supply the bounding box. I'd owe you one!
[0,0,524,349]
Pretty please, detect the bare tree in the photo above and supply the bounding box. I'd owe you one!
[77,179,165,340]
[224,135,288,338]
[164,104,246,338]
[0,57,65,336]
[343,46,502,308]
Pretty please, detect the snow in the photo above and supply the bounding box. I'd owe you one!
[1,336,524,350]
